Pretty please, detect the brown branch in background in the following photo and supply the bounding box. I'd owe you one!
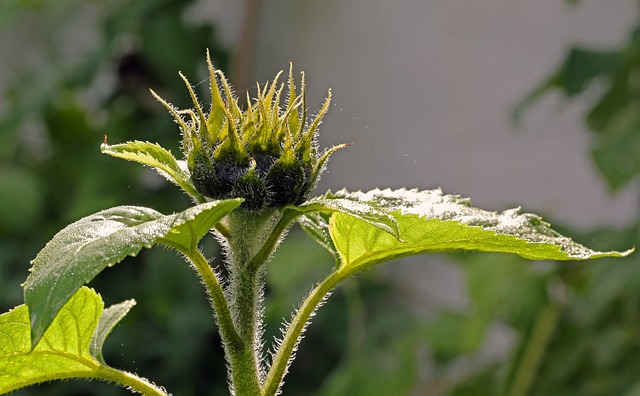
[230,0,263,103]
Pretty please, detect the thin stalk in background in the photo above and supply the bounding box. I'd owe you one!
[504,283,563,396]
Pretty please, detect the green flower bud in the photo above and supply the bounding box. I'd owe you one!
[265,146,305,207]
[188,145,219,198]
[153,51,346,210]
[233,159,267,210]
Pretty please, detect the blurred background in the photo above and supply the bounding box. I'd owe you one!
[1,0,639,395]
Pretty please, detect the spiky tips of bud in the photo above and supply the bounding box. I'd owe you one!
[153,52,346,210]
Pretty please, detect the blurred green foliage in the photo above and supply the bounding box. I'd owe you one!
[0,0,231,394]
[2,1,639,395]
[513,23,640,192]
[439,4,640,395]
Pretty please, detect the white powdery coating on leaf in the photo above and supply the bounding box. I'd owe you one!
[332,188,601,259]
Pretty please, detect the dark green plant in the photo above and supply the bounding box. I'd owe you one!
[0,53,631,396]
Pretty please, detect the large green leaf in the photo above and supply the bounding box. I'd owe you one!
[24,199,242,345]
[101,140,203,201]
[294,193,400,238]
[0,287,129,393]
[315,189,632,275]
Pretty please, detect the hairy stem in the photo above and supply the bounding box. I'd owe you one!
[221,208,298,395]
[94,366,169,396]
[263,270,346,396]
[185,249,242,352]
[228,262,264,395]
[248,209,299,272]
[185,247,263,395]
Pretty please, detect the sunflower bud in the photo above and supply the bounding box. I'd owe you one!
[153,51,346,210]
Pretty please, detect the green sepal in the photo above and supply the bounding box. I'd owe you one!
[180,71,210,146]
[254,88,282,156]
[188,145,220,198]
[295,90,331,166]
[206,50,226,144]
[294,71,308,141]
[262,70,284,114]
[286,63,301,139]
[213,121,249,165]
[308,143,350,191]
[216,69,242,121]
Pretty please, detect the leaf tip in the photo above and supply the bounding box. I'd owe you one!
[620,246,635,257]
[29,312,44,349]
[100,135,109,153]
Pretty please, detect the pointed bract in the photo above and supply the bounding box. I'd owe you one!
[151,54,344,209]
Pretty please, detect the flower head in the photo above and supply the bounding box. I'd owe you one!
[151,51,346,210]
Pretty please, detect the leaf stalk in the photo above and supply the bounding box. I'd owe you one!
[263,270,346,396]
[94,366,170,396]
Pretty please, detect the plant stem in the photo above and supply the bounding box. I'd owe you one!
[221,208,297,395]
[263,270,346,396]
[94,366,169,396]
[188,208,298,395]
[228,257,263,395]
[187,247,261,395]
[248,209,299,272]
[505,295,562,396]
[186,249,242,352]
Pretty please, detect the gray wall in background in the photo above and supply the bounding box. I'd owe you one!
[207,0,638,231]
[200,0,640,316]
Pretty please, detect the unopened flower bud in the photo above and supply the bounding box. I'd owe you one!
[153,51,346,210]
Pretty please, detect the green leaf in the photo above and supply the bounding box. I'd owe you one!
[100,140,204,201]
[294,192,400,238]
[24,199,242,345]
[320,189,632,275]
[1,287,122,393]
[297,212,340,263]
[90,299,136,365]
